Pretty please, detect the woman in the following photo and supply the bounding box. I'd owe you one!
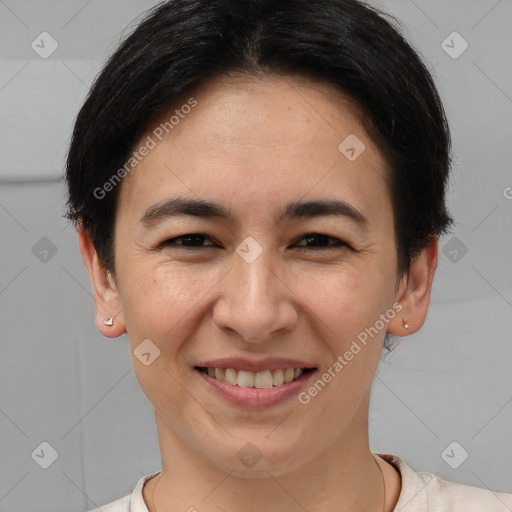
[65,0,512,510]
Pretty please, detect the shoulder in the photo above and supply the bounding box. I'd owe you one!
[86,471,161,512]
[87,494,131,512]
[377,453,512,512]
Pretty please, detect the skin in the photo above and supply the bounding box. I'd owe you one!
[79,74,438,512]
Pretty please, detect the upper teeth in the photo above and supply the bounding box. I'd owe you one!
[205,367,305,388]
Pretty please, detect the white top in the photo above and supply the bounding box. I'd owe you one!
[89,453,512,512]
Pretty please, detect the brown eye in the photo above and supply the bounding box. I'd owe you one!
[161,234,216,249]
[293,233,349,250]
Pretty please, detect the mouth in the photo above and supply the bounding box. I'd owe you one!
[194,366,316,388]
[193,361,318,410]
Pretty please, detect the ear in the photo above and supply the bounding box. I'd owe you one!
[387,236,438,337]
[77,221,127,338]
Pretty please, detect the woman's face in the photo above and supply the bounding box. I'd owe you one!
[83,74,434,476]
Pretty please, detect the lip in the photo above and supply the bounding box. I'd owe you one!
[194,357,316,372]
[194,366,318,410]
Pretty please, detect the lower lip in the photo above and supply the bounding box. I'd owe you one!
[195,369,317,410]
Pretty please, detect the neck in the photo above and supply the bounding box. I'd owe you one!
[144,398,395,512]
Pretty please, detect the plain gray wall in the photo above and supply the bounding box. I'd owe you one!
[0,1,511,511]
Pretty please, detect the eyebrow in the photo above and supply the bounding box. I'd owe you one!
[139,196,369,228]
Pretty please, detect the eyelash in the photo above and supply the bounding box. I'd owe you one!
[161,233,349,251]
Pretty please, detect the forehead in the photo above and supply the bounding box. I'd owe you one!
[117,74,391,228]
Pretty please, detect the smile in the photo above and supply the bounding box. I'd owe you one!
[195,366,315,388]
[194,363,318,410]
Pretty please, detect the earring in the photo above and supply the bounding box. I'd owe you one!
[402,318,410,329]
[103,317,114,326]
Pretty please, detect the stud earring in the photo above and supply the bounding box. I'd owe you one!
[402,318,410,329]
[103,317,114,326]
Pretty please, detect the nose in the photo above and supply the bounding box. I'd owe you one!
[212,245,298,344]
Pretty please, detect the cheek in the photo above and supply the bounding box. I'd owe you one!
[119,260,226,362]
[122,267,202,336]
[120,265,211,406]
[292,263,388,349]
[293,267,389,421]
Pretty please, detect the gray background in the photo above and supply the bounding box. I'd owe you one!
[0,0,511,510]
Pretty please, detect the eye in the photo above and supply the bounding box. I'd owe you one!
[160,233,349,251]
[161,234,216,249]
[293,233,349,250]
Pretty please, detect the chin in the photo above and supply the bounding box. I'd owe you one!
[203,437,313,478]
